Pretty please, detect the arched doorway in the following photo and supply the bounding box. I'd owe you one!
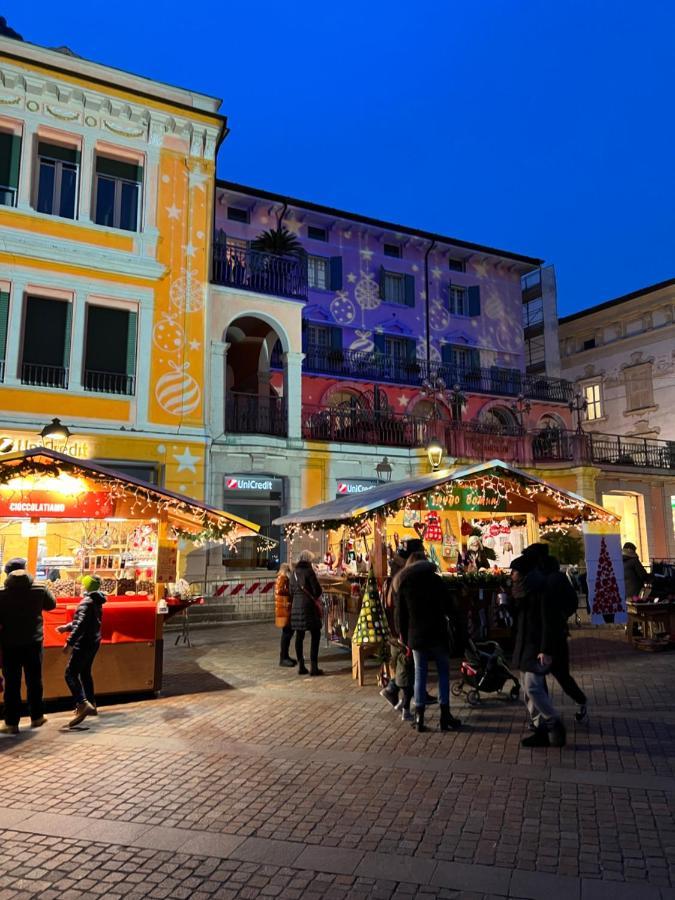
[478,405,520,434]
[225,315,287,437]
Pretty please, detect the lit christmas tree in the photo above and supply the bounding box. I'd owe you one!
[591,536,624,616]
[352,567,390,646]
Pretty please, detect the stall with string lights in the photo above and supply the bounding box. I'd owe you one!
[0,448,259,700]
[274,460,620,650]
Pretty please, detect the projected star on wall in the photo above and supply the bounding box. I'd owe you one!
[347,272,357,283]
[173,447,200,473]
[397,394,408,407]
[166,204,181,220]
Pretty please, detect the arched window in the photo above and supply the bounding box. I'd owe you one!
[479,405,519,434]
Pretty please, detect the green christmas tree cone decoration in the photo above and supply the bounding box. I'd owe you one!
[352,566,390,646]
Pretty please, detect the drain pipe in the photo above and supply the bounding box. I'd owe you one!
[424,239,436,373]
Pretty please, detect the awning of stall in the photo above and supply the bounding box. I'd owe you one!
[0,448,259,543]
[273,459,618,530]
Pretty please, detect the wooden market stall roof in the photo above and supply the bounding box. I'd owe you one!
[273,459,618,530]
[0,448,259,539]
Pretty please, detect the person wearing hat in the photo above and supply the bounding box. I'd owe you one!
[0,558,56,735]
[56,575,106,727]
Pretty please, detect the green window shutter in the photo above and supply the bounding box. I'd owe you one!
[96,155,143,183]
[63,302,73,369]
[404,274,415,307]
[0,132,21,192]
[329,256,343,290]
[378,266,386,300]
[405,337,417,361]
[0,290,9,363]
[38,141,80,165]
[469,348,481,370]
[374,333,385,355]
[126,310,138,376]
[468,286,481,317]
[329,326,343,351]
[441,344,453,365]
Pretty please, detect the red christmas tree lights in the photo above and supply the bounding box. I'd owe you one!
[591,536,623,616]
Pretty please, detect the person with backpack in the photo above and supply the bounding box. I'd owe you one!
[0,558,56,735]
[525,544,588,723]
[289,551,323,676]
[56,575,106,727]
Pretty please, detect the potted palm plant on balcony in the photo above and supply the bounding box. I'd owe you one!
[251,225,306,257]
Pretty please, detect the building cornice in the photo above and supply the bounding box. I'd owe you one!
[560,277,675,325]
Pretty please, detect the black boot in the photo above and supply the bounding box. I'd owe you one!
[297,659,309,675]
[521,726,550,748]
[279,656,296,668]
[440,704,462,731]
[413,706,426,732]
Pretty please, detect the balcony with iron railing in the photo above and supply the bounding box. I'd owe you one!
[21,362,68,389]
[225,392,287,437]
[532,429,675,470]
[300,342,574,403]
[212,231,307,300]
[84,370,135,396]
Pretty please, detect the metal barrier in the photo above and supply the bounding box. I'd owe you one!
[172,577,277,627]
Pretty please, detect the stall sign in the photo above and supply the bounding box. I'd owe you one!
[335,478,379,497]
[225,476,283,492]
[21,521,47,537]
[156,543,177,583]
[0,490,114,518]
[426,487,507,513]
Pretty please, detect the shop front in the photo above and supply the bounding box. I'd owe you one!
[222,475,284,570]
[0,448,259,701]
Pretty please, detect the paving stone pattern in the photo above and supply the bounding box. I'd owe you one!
[1,623,674,899]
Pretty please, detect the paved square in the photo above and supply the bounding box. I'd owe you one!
[1,623,674,898]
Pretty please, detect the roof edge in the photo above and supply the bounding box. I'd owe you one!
[216,179,544,268]
[560,276,675,324]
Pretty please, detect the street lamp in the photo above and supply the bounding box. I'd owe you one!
[375,456,392,482]
[426,438,444,471]
[568,393,588,433]
[448,383,467,423]
[510,394,532,430]
[40,418,71,443]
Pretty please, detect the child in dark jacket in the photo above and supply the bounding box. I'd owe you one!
[56,575,106,728]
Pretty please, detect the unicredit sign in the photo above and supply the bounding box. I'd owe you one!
[226,477,274,491]
[336,479,378,496]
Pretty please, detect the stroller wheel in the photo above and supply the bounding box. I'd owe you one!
[509,685,520,701]
[467,689,481,707]
[451,681,463,697]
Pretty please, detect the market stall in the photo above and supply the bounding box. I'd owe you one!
[274,460,621,655]
[0,448,259,700]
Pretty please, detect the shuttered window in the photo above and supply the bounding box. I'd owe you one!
[21,296,71,388]
[94,155,142,231]
[0,290,9,372]
[307,256,328,290]
[84,304,137,395]
[0,130,21,207]
[624,363,653,411]
[36,141,80,219]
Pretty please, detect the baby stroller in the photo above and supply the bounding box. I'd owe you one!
[451,639,520,707]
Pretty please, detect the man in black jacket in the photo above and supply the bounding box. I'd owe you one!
[0,558,56,734]
[511,549,567,748]
[56,575,106,727]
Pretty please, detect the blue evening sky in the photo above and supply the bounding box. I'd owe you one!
[10,1,675,315]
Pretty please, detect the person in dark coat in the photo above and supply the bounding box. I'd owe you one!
[397,551,461,733]
[511,549,568,748]
[0,558,56,734]
[622,542,648,600]
[56,575,106,727]
[290,551,323,676]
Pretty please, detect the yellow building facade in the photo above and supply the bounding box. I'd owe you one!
[0,36,224,498]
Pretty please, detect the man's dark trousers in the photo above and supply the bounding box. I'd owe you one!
[65,642,100,705]
[1,642,44,726]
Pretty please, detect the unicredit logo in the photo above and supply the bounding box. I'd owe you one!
[337,482,374,494]
[226,477,273,491]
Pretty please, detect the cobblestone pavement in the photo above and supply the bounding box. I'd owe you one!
[1,623,674,899]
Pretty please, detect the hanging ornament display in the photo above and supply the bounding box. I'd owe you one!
[330,291,357,325]
[169,268,205,313]
[155,361,201,416]
[153,312,185,353]
[429,299,450,332]
[352,568,389,646]
[355,273,381,312]
[349,329,375,353]
[424,511,443,542]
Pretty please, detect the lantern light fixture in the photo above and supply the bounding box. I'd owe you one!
[375,456,392,482]
[426,439,444,472]
[40,418,71,443]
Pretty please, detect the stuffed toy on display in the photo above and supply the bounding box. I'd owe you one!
[424,510,442,542]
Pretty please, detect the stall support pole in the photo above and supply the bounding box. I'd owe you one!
[373,512,387,584]
[26,518,40,576]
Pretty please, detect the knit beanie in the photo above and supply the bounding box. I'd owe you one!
[4,557,26,575]
[81,575,102,592]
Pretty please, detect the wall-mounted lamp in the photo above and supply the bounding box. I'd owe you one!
[40,418,71,443]
[426,439,444,472]
[375,456,392,482]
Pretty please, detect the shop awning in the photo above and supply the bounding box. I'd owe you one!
[273,459,617,529]
[0,447,259,540]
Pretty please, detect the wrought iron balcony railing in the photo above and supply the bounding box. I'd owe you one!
[21,362,68,389]
[212,232,307,300]
[533,429,675,470]
[225,392,287,438]
[84,370,135,396]
[302,404,432,448]
[301,342,574,403]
